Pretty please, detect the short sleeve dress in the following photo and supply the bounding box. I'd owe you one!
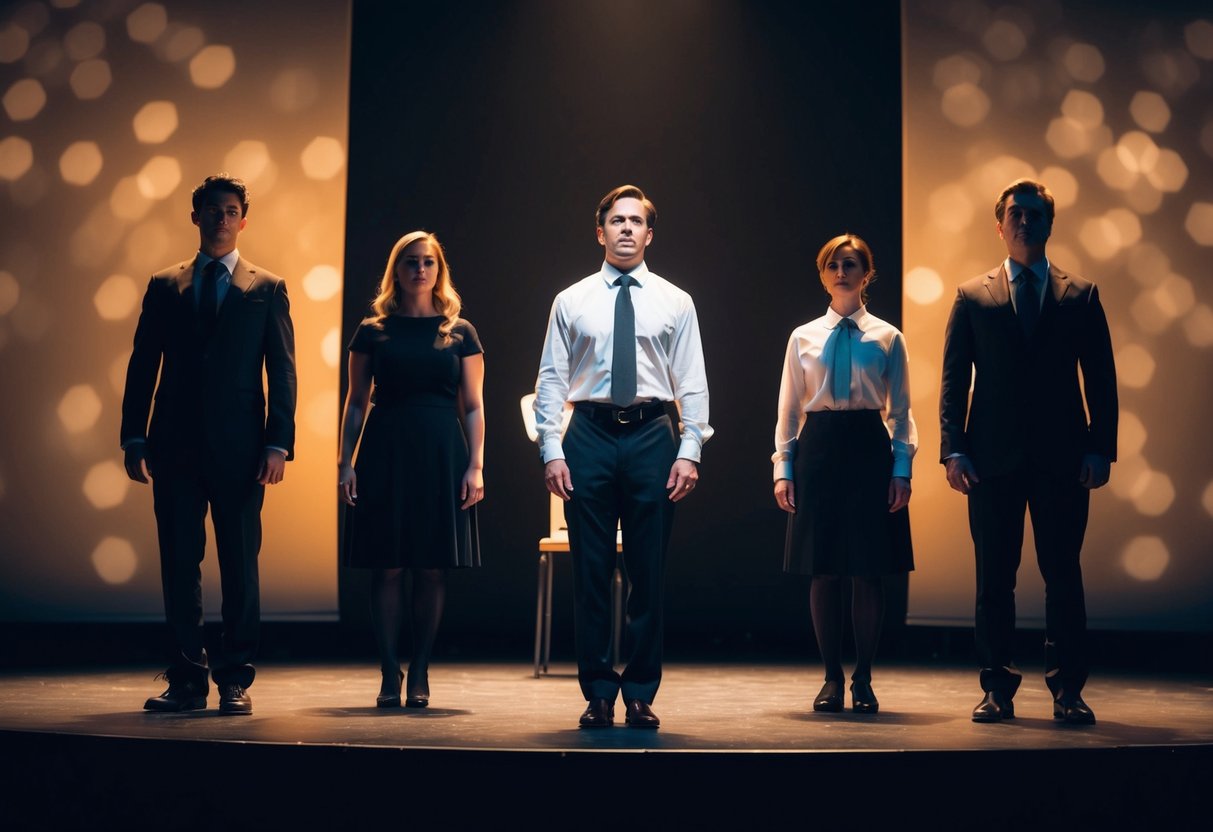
[344,315,483,569]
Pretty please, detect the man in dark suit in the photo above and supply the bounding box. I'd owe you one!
[122,174,296,715]
[940,178,1117,725]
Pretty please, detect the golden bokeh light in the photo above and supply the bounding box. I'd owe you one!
[1095,145,1135,190]
[1038,166,1077,209]
[321,326,341,368]
[1121,536,1169,581]
[1184,202,1213,245]
[941,82,990,127]
[302,264,342,302]
[1129,290,1173,335]
[927,183,974,233]
[1116,131,1160,174]
[1109,453,1149,502]
[189,44,236,89]
[305,390,338,438]
[269,68,319,112]
[973,155,1034,199]
[1105,208,1142,247]
[3,78,47,121]
[0,270,19,315]
[69,58,112,100]
[1119,410,1147,457]
[94,274,140,321]
[1060,89,1103,128]
[58,384,103,434]
[132,100,179,144]
[0,24,31,63]
[1129,91,1170,133]
[110,175,155,222]
[59,141,103,186]
[223,140,270,183]
[1153,273,1195,319]
[1115,343,1156,388]
[904,266,945,306]
[63,21,104,60]
[1125,242,1170,286]
[0,135,33,181]
[1132,470,1175,517]
[158,25,204,63]
[125,220,172,269]
[1124,178,1164,214]
[1063,42,1105,82]
[1145,149,1187,192]
[1182,304,1213,348]
[1186,20,1213,60]
[300,137,345,180]
[1141,49,1200,95]
[1045,117,1090,158]
[982,20,1026,61]
[135,156,181,200]
[932,54,981,90]
[91,537,139,585]
[82,460,130,509]
[1078,215,1122,260]
[1203,480,1213,518]
[1045,242,1083,277]
[126,3,167,44]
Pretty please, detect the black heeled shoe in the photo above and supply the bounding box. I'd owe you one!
[850,679,879,714]
[405,666,429,709]
[813,680,844,712]
[376,669,403,708]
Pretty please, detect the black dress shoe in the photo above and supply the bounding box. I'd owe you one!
[972,691,1015,722]
[144,676,207,712]
[850,680,879,714]
[377,669,403,708]
[1054,695,1096,725]
[624,699,660,729]
[405,665,429,708]
[578,697,615,728]
[218,683,252,715]
[813,680,844,712]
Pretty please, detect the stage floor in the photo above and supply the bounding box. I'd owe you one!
[2,661,1211,752]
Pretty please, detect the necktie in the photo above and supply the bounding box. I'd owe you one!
[1015,267,1040,339]
[832,317,856,405]
[200,260,222,336]
[611,274,637,407]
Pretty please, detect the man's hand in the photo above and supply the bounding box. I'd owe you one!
[888,476,911,512]
[1078,453,1111,490]
[774,479,796,513]
[339,463,357,506]
[667,458,698,502]
[124,444,152,484]
[257,448,287,485]
[945,455,979,494]
[545,459,574,501]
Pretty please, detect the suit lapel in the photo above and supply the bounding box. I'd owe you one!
[214,258,257,331]
[982,265,1024,343]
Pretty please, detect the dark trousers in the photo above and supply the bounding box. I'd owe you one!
[152,461,264,689]
[563,409,677,704]
[968,464,1090,697]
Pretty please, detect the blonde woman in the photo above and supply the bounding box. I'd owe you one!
[339,231,485,708]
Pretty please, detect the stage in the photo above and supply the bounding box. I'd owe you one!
[2,660,1210,827]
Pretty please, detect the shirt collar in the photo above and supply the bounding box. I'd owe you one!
[824,304,869,330]
[197,249,240,276]
[601,260,650,288]
[1005,256,1049,284]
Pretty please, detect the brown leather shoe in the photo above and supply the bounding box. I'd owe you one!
[578,697,614,728]
[218,683,252,715]
[144,674,207,712]
[624,699,660,729]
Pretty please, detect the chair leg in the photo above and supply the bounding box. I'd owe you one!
[612,567,623,667]
[533,552,548,678]
[543,552,555,674]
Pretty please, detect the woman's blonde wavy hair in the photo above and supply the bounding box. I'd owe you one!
[370,230,461,337]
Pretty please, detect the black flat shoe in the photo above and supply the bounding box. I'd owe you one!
[377,669,403,708]
[850,680,879,714]
[813,680,844,712]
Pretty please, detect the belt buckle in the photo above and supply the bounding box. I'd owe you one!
[614,406,637,425]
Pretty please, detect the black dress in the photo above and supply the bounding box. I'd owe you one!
[344,315,482,569]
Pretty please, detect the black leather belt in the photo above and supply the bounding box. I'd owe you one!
[574,400,671,426]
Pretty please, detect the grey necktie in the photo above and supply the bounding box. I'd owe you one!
[1015,267,1040,339]
[200,260,222,336]
[611,274,637,407]
[832,317,856,405]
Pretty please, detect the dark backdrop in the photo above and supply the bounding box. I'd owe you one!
[340,0,904,658]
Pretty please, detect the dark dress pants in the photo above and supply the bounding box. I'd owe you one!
[152,454,264,689]
[968,464,1090,697]
[563,410,677,704]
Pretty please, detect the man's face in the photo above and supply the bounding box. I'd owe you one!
[997,192,1051,264]
[597,197,652,271]
[192,191,247,256]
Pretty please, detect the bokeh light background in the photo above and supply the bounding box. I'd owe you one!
[904,0,1213,629]
[0,0,348,620]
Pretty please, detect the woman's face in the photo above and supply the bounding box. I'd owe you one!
[819,244,869,302]
[395,240,440,297]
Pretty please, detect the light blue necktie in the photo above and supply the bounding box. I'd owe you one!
[831,317,856,405]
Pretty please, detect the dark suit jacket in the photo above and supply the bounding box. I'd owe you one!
[121,256,297,482]
[939,263,1117,479]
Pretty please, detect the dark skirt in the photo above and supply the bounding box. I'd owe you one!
[344,401,480,569]
[783,409,913,576]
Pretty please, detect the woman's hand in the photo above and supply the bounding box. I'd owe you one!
[888,476,911,512]
[339,463,357,506]
[774,479,796,513]
[460,466,484,509]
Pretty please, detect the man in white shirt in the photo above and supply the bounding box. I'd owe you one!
[534,185,711,729]
[940,178,1117,725]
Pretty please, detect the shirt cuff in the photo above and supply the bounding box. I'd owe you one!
[676,438,702,463]
[540,436,565,463]
[121,438,146,450]
[891,459,912,479]
[773,461,794,482]
[266,446,288,457]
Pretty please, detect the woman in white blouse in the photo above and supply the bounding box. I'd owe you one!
[772,233,918,714]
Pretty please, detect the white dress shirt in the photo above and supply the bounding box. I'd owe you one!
[772,305,917,481]
[534,261,712,463]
